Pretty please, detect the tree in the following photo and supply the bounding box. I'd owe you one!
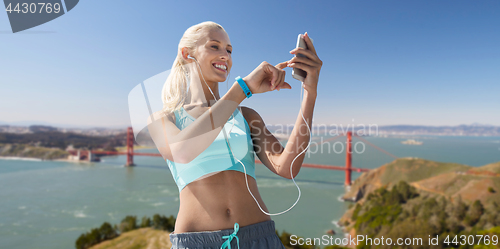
[99,222,118,240]
[464,200,484,226]
[140,216,151,228]
[75,233,89,249]
[167,215,176,231]
[395,180,418,202]
[453,196,468,220]
[118,215,137,233]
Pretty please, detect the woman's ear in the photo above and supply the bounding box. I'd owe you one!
[181,47,191,60]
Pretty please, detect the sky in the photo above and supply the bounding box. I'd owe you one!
[1,0,499,128]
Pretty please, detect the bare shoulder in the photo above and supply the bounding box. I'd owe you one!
[239,106,265,132]
[148,110,176,125]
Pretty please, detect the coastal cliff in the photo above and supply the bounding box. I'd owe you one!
[339,158,500,248]
[342,158,500,206]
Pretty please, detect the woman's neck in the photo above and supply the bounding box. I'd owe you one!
[185,77,220,108]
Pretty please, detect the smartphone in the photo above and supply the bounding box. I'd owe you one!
[292,34,313,82]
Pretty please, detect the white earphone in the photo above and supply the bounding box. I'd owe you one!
[185,53,311,216]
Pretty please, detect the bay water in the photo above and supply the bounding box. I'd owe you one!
[1,135,499,249]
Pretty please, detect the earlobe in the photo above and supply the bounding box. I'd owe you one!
[181,48,190,60]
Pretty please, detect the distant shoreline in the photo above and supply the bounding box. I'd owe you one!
[0,156,43,161]
[0,156,95,164]
[115,145,156,152]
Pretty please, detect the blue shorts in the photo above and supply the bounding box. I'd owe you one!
[169,220,286,249]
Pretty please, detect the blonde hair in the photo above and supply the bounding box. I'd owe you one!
[161,21,226,114]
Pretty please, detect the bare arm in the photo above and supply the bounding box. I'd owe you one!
[248,32,322,179]
[275,90,316,178]
[148,60,291,164]
[147,82,246,164]
[244,91,316,179]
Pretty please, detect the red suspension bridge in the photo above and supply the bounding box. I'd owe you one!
[71,127,398,186]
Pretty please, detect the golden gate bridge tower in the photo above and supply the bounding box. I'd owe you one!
[90,128,399,187]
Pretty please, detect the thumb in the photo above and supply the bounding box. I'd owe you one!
[280,82,292,90]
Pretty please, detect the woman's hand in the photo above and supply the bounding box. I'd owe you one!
[243,61,292,94]
[287,32,322,94]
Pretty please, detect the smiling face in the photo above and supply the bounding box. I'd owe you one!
[191,28,232,84]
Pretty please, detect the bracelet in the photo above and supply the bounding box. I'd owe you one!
[235,76,252,98]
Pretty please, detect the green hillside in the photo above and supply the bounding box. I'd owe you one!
[339,158,500,249]
[88,227,171,249]
[0,143,69,160]
[344,158,500,205]
[477,162,500,174]
[378,158,470,184]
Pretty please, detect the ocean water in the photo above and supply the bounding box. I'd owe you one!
[1,135,499,249]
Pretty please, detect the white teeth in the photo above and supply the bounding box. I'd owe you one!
[214,64,226,70]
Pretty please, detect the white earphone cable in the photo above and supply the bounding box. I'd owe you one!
[189,57,311,216]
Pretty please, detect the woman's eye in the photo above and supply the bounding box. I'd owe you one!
[227,50,232,54]
[211,45,219,49]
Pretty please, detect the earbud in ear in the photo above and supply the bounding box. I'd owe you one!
[187,55,194,60]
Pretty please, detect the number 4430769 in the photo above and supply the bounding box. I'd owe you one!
[444,234,498,246]
[5,3,61,14]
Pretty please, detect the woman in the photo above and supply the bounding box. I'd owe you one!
[148,21,322,249]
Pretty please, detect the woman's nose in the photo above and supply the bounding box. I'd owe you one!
[220,51,230,60]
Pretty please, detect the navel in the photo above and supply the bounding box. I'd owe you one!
[226,208,231,216]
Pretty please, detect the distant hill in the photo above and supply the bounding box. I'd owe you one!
[0,143,69,160]
[0,130,127,150]
[339,158,500,248]
[377,124,500,136]
[267,124,500,136]
[88,227,171,249]
[477,161,500,174]
[343,158,500,205]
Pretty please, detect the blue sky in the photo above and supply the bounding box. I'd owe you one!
[1,0,499,128]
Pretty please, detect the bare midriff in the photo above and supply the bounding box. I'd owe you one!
[172,170,271,234]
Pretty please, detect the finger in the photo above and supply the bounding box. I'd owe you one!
[267,64,279,88]
[290,47,317,61]
[275,61,289,70]
[277,74,291,91]
[280,82,292,90]
[303,32,317,55]
[281,71,287,87]
[275,70,285,90]
[289,62,313,74]
[272,69,283,90]
[288,56,320,68]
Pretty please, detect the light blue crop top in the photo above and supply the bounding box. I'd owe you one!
[164,106,256,192]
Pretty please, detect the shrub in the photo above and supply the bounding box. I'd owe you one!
[118,215,137,233]
[140,216,151,228]
[464,200,484,226]
[99,222,118,240]
[152,214,176,231]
